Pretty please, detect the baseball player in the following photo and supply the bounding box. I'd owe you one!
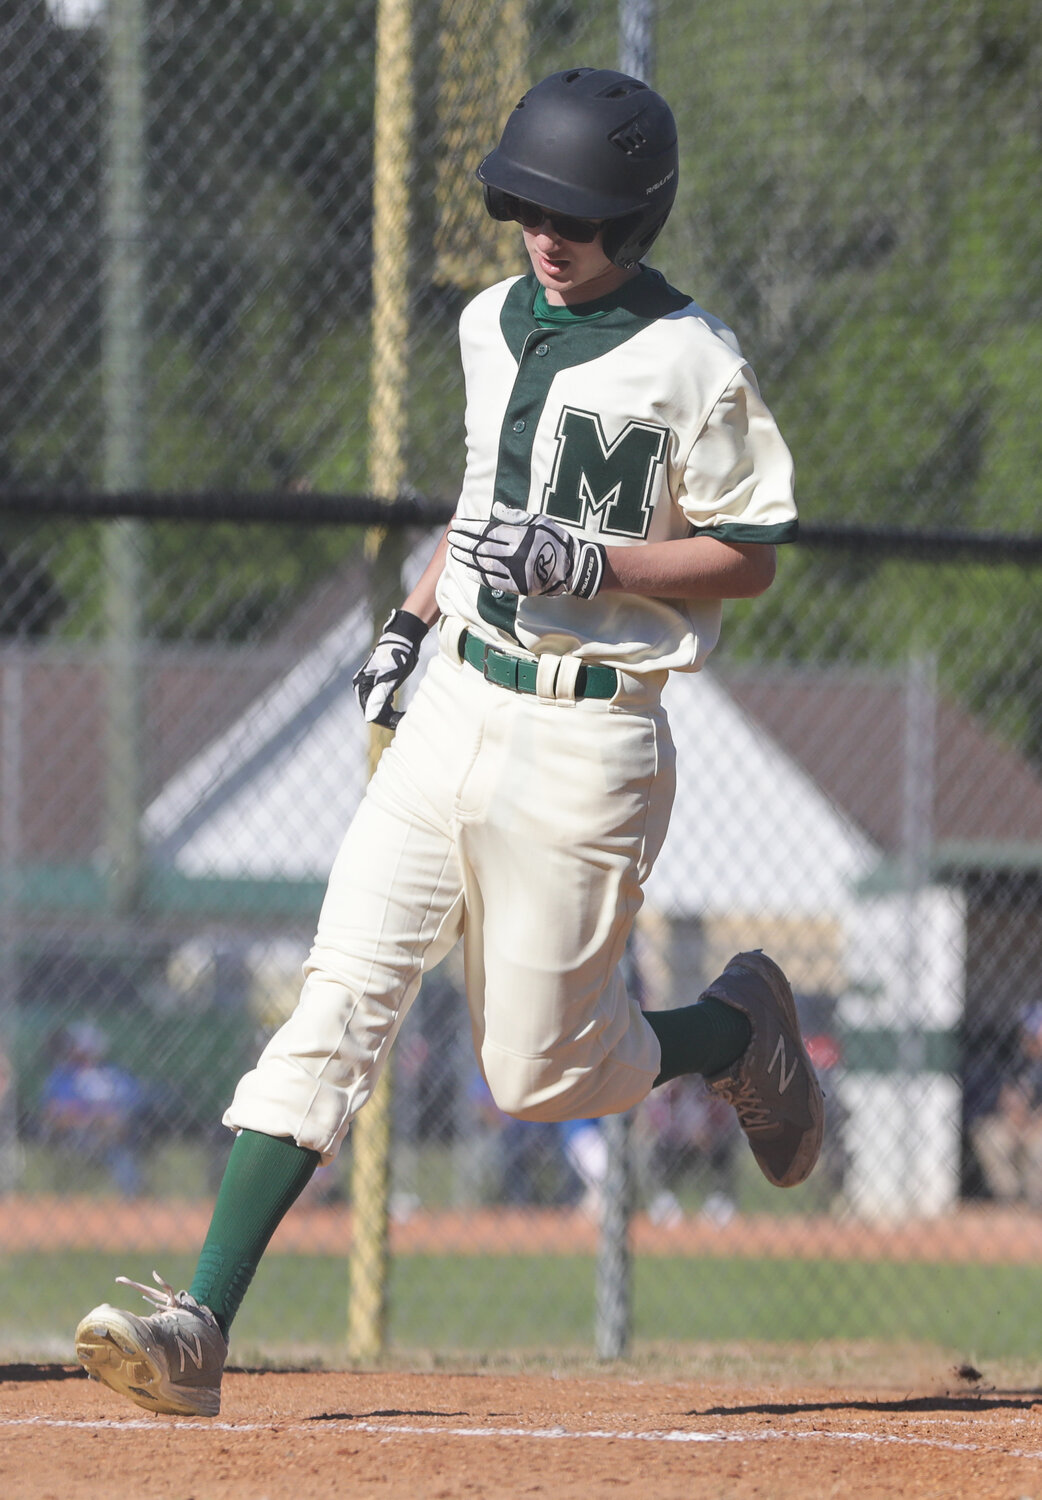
[75,66,823,1417]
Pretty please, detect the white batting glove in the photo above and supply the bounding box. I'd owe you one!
[352,609,428,729]
[448,501,605,600]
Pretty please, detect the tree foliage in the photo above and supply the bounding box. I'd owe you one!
[0,0,1039,676]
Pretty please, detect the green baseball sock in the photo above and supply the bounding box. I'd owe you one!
[189,1129,320,1336]
[645,997,752,1087]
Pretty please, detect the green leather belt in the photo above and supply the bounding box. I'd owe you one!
[460,629,617,700]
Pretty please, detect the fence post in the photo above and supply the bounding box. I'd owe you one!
[101,0,147,915]
[0,654,23,1192]
[347,0,414,1363]
[596,1110,633,1360]
[596,934,643,1359]
[433,0,527,290]
[618,0,655,80]
[591,4,662,1358]
[898,651,938,1211]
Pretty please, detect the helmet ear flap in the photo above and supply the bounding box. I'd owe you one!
[483,184,515,222]
[603,207,672,270]
[601,213,639,268]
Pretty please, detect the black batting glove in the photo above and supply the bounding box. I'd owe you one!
[352,608,429,729]
[448,501,605,600]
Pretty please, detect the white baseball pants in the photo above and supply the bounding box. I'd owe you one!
[225,622,674,1162]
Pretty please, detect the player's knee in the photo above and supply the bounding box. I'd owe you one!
[482,1053,581,1123]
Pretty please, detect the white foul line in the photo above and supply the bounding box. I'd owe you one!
[2,1415,1042,1459]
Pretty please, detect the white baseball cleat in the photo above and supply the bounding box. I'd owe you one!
[75,1271,227,1417]
[703,950,825,1189]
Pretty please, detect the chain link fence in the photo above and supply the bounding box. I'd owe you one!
[2,0,1042,1364]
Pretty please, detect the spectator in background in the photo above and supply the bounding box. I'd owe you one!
[559,1118,608,1219]
[466,1069,591,1209]
[971,1003,1042,1208]
[637,1075,740,1226]
[40,1022,146,1197]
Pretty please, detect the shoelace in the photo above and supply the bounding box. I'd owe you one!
[116,1270,195,1315]
[711,1075,774,1132]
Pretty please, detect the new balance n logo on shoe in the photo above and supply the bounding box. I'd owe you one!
[175,1331,204,1373]
[768,1035,799,1094]
[702,951,825,1188]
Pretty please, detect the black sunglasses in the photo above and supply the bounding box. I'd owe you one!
[503,195,603,243]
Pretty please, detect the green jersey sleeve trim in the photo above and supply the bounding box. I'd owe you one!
[694,518,800,544]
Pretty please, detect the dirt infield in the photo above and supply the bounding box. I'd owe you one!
[3,1360,1042,1499]
[6,1199,1042,1496]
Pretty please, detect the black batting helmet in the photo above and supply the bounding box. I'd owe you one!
[477,67,679,270]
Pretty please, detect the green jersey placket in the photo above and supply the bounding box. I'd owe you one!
[477,271,686,640]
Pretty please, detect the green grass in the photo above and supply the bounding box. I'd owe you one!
[5,1251,1042,1369]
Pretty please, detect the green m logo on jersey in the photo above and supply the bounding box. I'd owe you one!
[542,407,669,539]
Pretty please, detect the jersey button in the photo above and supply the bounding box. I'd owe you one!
[512,419,526,432]
[535,343,549,356]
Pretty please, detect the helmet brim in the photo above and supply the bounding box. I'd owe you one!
[476,150,650,221]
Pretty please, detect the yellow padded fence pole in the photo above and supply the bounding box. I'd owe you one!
[433,0,528,291]
[348,0,414,1364]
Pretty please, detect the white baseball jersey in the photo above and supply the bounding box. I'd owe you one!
[224,266,797,1156]
[436,267,797,673]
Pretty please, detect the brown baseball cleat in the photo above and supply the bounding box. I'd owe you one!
[702,950,825,1188]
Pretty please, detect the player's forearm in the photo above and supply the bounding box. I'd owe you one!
[399,526,450,627]
[600,535,776,600]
